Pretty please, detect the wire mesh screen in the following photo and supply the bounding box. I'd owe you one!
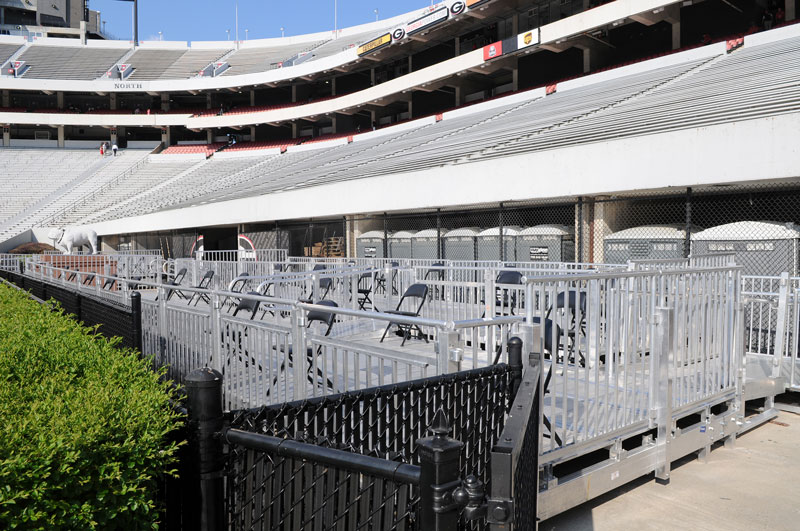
[227,364,515,531]
[513,380,540,530]
[227,446,416,530]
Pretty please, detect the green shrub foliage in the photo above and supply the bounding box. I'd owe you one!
[0,284,180,529]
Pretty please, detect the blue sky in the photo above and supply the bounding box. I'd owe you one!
[91,1,433,42]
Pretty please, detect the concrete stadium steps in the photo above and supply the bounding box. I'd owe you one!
[17,46,127,80]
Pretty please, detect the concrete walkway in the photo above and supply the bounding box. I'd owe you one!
[540,408,800,531]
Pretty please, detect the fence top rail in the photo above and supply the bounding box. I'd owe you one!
[225,428,421,485]
[523,265,743,285]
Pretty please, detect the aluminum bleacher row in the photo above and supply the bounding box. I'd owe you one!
[221,40,326,76]
[126,48,231,80]
[16,46,128,80]
[0,43,22,66]
[0,149,152,242]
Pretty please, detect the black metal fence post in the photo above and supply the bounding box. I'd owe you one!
[417,410,465,531]
[130,291,142,353]
[185,368,225,531]
[508,336,523,399]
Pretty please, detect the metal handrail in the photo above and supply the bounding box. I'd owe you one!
[39,155,150,227]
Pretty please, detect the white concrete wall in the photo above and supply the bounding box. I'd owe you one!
[89,112,800,236]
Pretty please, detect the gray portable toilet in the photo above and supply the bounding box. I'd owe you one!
[443,228,480,261]
[604,224,699,263]
[357,230,388,258]
[477,226,521,262]
[388,230,416,259]
[691,221,800,276]
[411,229,444,260]
[516,225,575,263]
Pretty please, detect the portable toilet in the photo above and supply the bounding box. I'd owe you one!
[411,229,444,260]
[691,221,800,276]
[388,230,416,259]
[516,225,575,263]
[443,227,480,261]
[604,225,699,263]
[476,226,521,262]
[356,230,388,259]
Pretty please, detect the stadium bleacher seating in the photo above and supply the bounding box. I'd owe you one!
[17,46,127,80]
[126,48,231,80]
[161,143,225,156]
[223,140,295,152]
[0,149,150,241]
[0,43,23,66]
[221,40,326,76]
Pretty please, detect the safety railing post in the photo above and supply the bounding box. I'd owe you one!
[158,285,168,363]
[185,367,225,531]
[417,410,465,531]
[653,305,674,484]
[437,328,462,375]
[210,292,223,375]
[773,272,790,378]
[484,269,495,320]
[507,336,523,399]
[292,304,308,399]
[130,291,142,353]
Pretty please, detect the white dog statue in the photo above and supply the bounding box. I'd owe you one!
[48,227,99,254]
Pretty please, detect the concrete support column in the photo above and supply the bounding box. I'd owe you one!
[2,89,10,108]
[512,67,519,92]
[455,86,464,107]
[582,48,592,74]
[331,77,336,96]
[56,92,64,110]
[161,126,171,146]
[408,55,413,73]
[0,8,4,26]
[370,109,377,129]
[57,125,65,148]
[161,93,170,112]
[671,21,681,50]
[2,125,9,147]
[787,1,796,22]
[291,85,297,103]
[331,115,337,134]
[454,36,460,56]
[249,125,256,141]
[109,92,117,110]
[80,21,87,45]
[110,127,118,146]
[588,197,622,264]
[207,129,213,143]
[370,68,376,86]
[206,92,213,109]
[291,122,298,138]
[512,13,519,35]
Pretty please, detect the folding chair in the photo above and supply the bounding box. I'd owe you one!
[545,290,587,365]
[65,269,77,282]
[226,273,250,313]
[188,270,215,306]
[299,277,333,304]
[357,272,375,310]
[267,300,339,396]
[532,316,564,446]
[380,283,429,346]
[102,274,117,290]
[482,270,524,317]
[81,272,95,286]
[161,268,187,302]
[232,291,261,320]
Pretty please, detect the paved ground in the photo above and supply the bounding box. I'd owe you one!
[539,403,800,531]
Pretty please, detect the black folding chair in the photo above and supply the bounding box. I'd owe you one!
[161,268,187,302]
[82,272,95,286]
[380,283,429,346]
[482,270,524,317]
[546,290,587,365]
[188,270,215,306]
[532,316,564,446]
[299,276,333,304]
[268,300,339,396]
[232,291,261,320]
[357,272,375,310]
[102,275,118,290]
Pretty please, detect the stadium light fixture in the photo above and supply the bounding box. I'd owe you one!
[374,8,379,21]
[226,29,230,40]
[245,29,248,40]
[281,26,285,37]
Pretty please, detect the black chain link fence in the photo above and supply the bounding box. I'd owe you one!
[226,364,515,531]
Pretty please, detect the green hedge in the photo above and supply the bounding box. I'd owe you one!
[0,283,181,529]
